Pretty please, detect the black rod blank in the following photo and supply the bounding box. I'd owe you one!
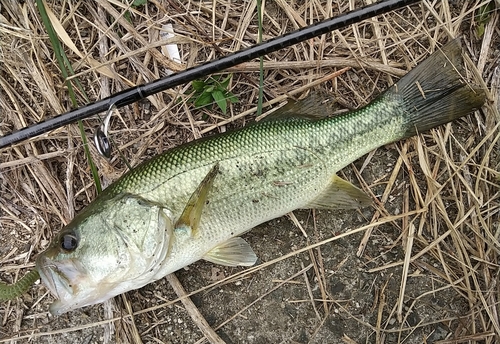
[0,0,419,149]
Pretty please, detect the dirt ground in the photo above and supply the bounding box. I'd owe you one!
[1,1,499,343]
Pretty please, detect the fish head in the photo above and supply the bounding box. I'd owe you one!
[36,194,173,315]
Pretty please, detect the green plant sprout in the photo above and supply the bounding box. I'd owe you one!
[190,75,239,115]
[475,1,494,38]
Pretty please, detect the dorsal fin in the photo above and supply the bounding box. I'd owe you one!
[262,90,338,121]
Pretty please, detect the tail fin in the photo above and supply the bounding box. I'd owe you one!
[387,38,485,138]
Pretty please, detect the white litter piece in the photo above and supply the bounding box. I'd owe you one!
[161,23,181,75]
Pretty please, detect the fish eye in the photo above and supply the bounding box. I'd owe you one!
[60,232,79,252]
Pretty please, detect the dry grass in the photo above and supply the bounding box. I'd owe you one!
[1,0,499,343]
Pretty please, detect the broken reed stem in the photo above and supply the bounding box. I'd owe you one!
[397,222,415,323]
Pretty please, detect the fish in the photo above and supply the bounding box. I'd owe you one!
[34,38,484,315]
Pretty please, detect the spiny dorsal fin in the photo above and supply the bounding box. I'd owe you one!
[175,163,219,237]
[304,175,372,210]
[263,90,338,121]
[203,237,257,267]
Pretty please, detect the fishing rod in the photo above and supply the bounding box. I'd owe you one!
[0,0,420,149]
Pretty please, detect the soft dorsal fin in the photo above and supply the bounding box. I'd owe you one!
[263,90,338,121]
[203,237,257,267]
[304,175,372,209]
[175,163,219,237]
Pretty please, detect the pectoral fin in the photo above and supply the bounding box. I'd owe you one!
[203,237,257,267]
[305,175,372,209]
[175,163,219,237]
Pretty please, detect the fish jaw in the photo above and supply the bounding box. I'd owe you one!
[36,252,98,315]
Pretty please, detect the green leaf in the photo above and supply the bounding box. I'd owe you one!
[475,1,494,38]
[228,94,239,104]
[194,92,213,108]
[124,11,132,24]
[191,80,206,92]
[188,75,237,113]
[256,0,264,116]
[133,0,147,6]
[212,90,227,114]
[211,75,221,82]
[220,74,232,89]
[477,23,485,38]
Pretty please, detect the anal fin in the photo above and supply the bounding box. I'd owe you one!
[305,175,371,209]
[203,237,257,267]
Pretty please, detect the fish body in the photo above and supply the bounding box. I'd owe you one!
[35,39,485,315]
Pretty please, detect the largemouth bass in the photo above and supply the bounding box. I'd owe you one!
[29,39,484,315]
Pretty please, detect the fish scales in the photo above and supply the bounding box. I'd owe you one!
[106,96,401,250]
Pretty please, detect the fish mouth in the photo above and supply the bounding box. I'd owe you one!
[36,255,74,299]
[36,254,103,316]
[35,254,86,316]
